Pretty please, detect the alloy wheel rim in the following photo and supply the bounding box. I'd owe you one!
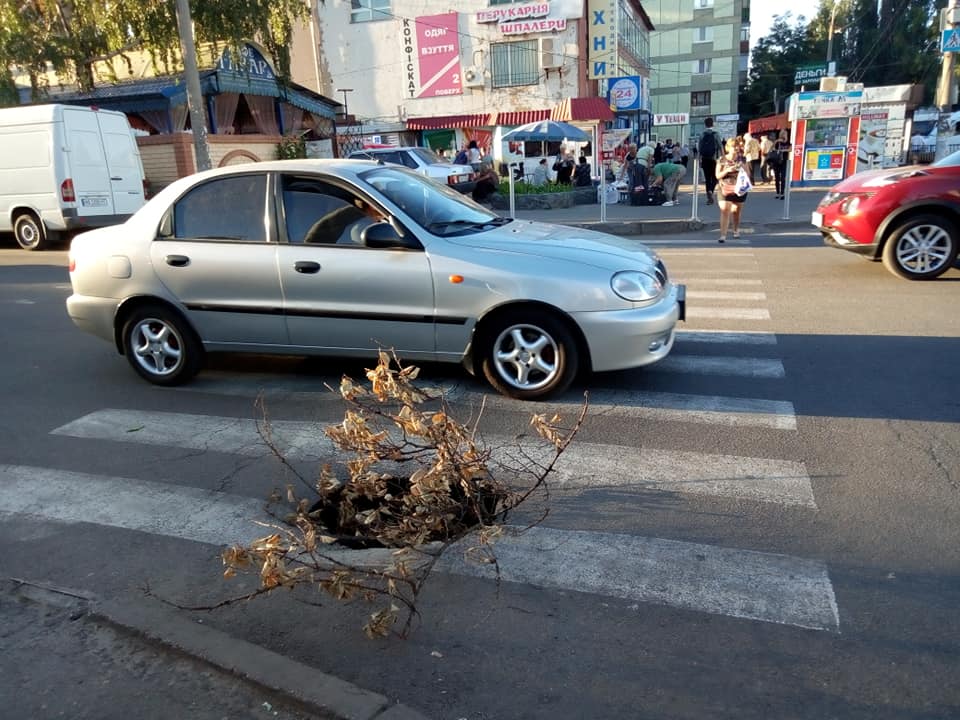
[492,324,559,391]
[897,225,952,274]
[131,318,183,376]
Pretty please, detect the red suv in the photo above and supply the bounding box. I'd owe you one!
[813,150,960,279]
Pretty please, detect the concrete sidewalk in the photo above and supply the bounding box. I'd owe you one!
[506,178,824,236]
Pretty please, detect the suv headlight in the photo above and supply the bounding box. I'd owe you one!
[838,193,873,215]
[611,270,663,301]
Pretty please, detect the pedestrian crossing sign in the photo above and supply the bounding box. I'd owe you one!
[942,28,960,52]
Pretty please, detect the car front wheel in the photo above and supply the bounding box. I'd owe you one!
[882,214,958,280]
[480,311,579,400]
[122,305,202,385]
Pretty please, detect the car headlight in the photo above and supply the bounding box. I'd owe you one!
[611,270,663,301]
[838,193,874,215]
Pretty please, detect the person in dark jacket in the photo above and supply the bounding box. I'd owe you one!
[573,156,592,186]
[553,152,575,184]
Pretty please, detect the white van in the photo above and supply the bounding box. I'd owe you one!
[0,104,146,250]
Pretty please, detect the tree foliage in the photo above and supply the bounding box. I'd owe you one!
[0,0,311,104]
[742,1,950,120]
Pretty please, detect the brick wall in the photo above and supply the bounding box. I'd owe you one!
[136,134,282,194]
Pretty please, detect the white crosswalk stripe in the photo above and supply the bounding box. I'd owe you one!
[676,330,777,345]
[0,465,837,631]
[650,355,785,378]
[686,290,768,301]
[50,408,812,506]
[686,307,771,320]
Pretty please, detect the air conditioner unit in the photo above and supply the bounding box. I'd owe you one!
[819,76,847,92]
[462,66,485,88]
[540,38,562,70]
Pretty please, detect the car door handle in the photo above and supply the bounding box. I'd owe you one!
[294,261,321,274]
[165,255,190,267]
[110,176,123,181]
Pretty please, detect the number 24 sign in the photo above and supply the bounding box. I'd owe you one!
[608,77,641,111]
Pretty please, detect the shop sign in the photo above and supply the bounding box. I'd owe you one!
[653,113,689,126]
[803,146,846,181]
[501,18,567,34]
[218,44,276,80]
[608,76,641,111]
[399,14,463,99]
[477,2,550,23]
[587,0,618,79]
[795,90,863,120]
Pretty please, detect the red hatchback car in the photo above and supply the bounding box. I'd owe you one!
[813,149,960,279]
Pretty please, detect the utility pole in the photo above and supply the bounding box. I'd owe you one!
[935,0,959,109]
[826,0,841,76]
[174,0,212,172]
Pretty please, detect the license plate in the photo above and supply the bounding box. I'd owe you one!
[81,196,109,207]
[811,211,823,227]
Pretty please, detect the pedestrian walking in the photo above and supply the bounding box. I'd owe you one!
[680,142,690,168]
[650,159,685,206]
[715,138,750,243]
[772,129,792,199]
[698,117,721,205]
[654,142,664,164]
[743,132,761,183]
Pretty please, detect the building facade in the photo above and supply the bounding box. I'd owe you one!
[288,0,652,162]
[642,0,749,144]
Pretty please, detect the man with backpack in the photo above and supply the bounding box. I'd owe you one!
[698,117,721,205]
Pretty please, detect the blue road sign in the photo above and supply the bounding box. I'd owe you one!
[942,28,960,52]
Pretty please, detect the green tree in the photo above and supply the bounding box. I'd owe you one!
[740,13,816,120]
[0,0,312,106]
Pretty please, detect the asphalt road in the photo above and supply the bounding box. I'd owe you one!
[0,228,958,720]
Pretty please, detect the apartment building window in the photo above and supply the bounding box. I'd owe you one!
[351,0,389,23]
[694,27,713,43]
[691,91,711,108]
[692,59,712,75]
[491,41,539,88]
[695,0,714,8]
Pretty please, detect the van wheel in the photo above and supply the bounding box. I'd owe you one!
[14,213,48,251]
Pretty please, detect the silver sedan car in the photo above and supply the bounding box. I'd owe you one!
[66,160,685,400]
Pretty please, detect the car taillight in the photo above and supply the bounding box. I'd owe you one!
[68,258,76,272]
[61,179,76,203]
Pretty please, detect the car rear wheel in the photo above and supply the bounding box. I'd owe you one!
[480,311,578,400]
[14,212,49,251]
[122,305,202,385]
[882,214,958,280]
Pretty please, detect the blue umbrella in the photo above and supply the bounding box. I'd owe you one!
[501,119,590,143]
[500,120,592,219]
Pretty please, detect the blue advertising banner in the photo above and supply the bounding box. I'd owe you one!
[607,76,641,112]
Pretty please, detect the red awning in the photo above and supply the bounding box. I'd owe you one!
[405,113,492,130]
[493,109,551,126]
[552,97,614,122]
[748,112,789,135]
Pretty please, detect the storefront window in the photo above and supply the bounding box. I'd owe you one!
[350,0,389,23]
[491,41,539,88]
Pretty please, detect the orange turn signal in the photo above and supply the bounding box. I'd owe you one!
[449,275,464,284]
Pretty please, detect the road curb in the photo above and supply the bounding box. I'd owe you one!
[90,597,432,720]
[7,578,429,720]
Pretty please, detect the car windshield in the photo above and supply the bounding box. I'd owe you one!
[931,149,960,168]
[359,166,507,235]
[411,147,444,165]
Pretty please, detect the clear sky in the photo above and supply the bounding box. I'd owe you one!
[750,2,824,43]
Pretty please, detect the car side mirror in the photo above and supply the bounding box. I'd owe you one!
[362,221,415,249]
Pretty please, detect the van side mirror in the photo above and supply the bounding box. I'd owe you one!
[363,221,416,249]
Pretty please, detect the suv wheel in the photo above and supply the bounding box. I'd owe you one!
[882,214,958,280]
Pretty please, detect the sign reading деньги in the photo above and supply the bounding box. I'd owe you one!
[794,64,830,86]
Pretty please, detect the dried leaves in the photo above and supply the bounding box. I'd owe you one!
[221,351,586,637]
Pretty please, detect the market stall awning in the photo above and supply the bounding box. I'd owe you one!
[551,97,614,122]
[405,113,492,130]
[493,109,551,126]
[748,112,789,135]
